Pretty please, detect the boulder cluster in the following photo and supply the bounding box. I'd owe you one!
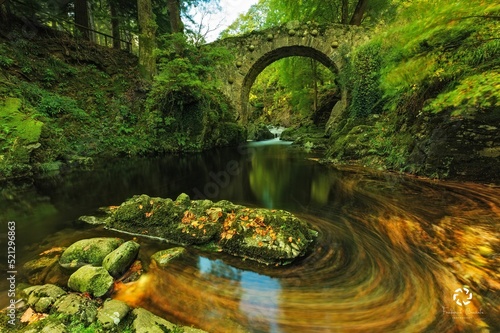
[8,238,206,332]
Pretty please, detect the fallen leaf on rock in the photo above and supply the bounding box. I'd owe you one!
[21,308,48,324]
[20,308,35,323]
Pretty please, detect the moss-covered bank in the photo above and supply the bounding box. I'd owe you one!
[325,0,499,183]
[0,18,245,181]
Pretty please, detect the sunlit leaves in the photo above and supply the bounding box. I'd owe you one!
[372,0,500,116]
[424,71,500,116]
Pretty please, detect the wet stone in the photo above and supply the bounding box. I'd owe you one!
[97,299,130,329]
[67,265,114,297]
[24,284,67,313]
[102,240,140,277]
[150,247,187,269]
[59,237,124,270]
[84,193,316,266]
[53,293,98,325]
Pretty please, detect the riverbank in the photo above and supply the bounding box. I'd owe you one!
[0,17,245,182]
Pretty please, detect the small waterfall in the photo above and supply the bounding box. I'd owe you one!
[268,126,286,139]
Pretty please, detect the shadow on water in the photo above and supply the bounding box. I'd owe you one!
[1,141,499,332]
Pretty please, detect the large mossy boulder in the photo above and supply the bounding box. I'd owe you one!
[59,237,124,270]
[67,265,114,297]
[85,193,316,265]
[102,240,140,278]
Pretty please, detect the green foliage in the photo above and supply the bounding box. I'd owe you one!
[424,71,500,117]
[375,0,500,115]
[146,33,239,151]
[249,56,337,125]
[0,44,15,68]
[18,82,88,119]
[0,55,14,68]
[347,41,383,117]
[328,0,499,174]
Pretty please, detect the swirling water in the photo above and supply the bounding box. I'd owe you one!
[1,142,499,332]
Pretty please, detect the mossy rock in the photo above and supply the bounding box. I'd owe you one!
[24,284,67,313]
[102,240,140,278]
[24,321,68,333]
[53,293,98,324]
[97,299,130,329]
[109,194,223,245]
[90,193,316,265]
[150,247,187,269]
[211,122,247,147]
[59,237,124,270]
[215,207,317,265]
[67,265,114,297]
[131,308,207,333]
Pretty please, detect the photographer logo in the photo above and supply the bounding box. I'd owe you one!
[453,287,472,306]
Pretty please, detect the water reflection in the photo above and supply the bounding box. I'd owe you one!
[198,257,282,332]
[1,143,499,332]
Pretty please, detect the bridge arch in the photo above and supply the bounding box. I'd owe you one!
[240,46,339,123]
[211,22,367,122]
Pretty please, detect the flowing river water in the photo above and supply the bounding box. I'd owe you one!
[1,141,499,332]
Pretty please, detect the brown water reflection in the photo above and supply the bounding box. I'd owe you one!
[114,166,500,332]
[2,144,499,332]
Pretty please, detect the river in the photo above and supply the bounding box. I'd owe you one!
[1,141,499,332]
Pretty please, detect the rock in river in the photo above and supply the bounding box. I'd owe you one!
[102,240,140,278]
[59,237,124,270]
[81,193,317,265]
[67,265,114,297]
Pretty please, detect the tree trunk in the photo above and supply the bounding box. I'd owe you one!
[166,0,184,34]
[350,0,369,26]
[341,0,349,24]
[110,1,121,49]
[137,0,157,80]
[74,0,90,40]
[87,1,96,42]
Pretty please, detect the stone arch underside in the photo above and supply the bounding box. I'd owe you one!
[241,46,339,122]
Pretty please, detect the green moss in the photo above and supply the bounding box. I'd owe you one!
[0,97,44,178]
[0,98,43,144]
[101,194,316,265]
[59,238,124,269]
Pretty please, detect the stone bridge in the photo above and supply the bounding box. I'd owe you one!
[210,22,367,123]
